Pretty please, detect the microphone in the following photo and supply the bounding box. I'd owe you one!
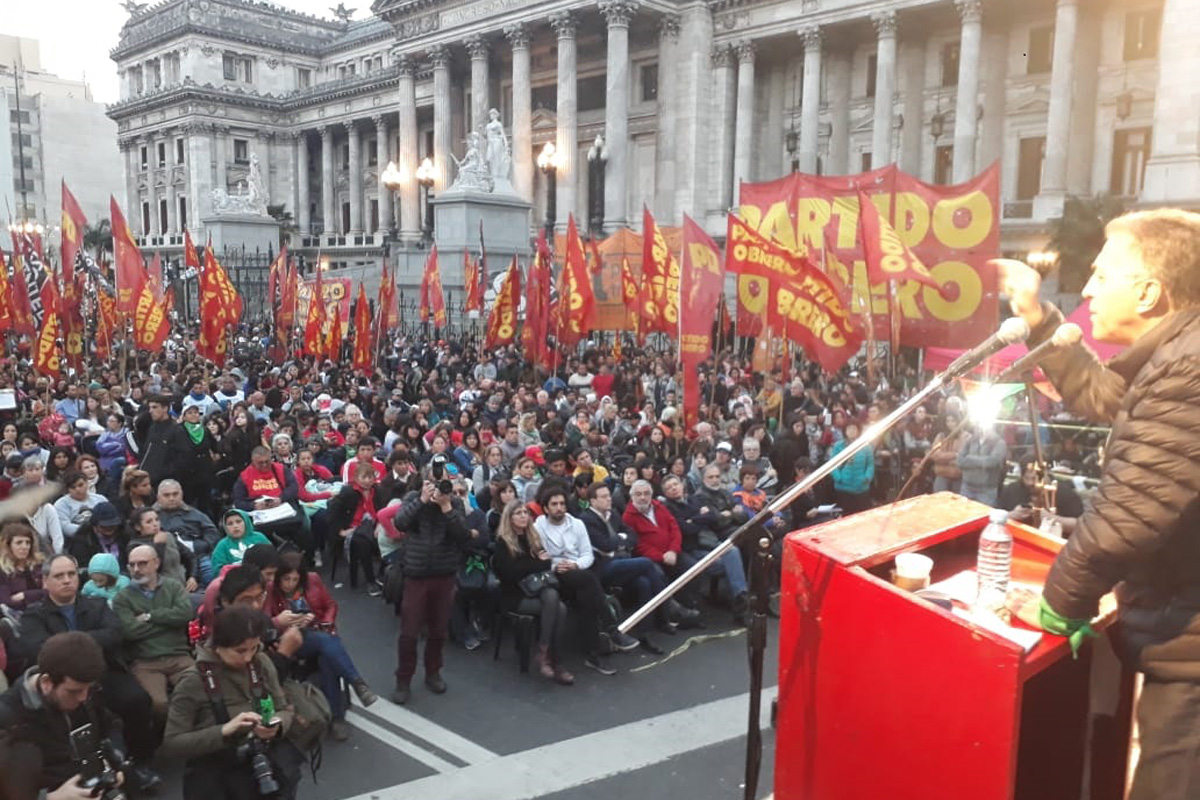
[942,317,1031,381]
[994,322,1083,382]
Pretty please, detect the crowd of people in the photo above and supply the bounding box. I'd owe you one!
[0,328,1102,799]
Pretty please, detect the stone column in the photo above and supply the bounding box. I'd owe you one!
[465,34,490,135]
[1037,0,1078,213]
[505,25,533,203]
[871,12,897,168]
[551,11,577,231]
[952,0,983,182]
[430,44,453,193]
[710,45,737,212]
[295,131,310,235]
[600,1,637,230]
[672,2,713,221]
[166,181,177,235]
[1143,0,1200,202]
[257,132,274,205]
[798,26,823,174]
[827,51,851,174]
[654,15,680,220]
[213,127,228,193]
[320,126,335,236]
[346,121,362,235]
[147,134,160,237]
[374,115,392,234]
[732,40,756,200]
[395,53,421,241]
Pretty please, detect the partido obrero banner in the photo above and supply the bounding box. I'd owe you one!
[736,163,1001,348]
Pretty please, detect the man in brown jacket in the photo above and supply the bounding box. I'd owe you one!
[999,209,1200,800]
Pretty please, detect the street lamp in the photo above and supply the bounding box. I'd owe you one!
[380,160,405,241]
[415,157,436,246]
[1027,250,1058,271]
[538,142,559,241]
[785,123,799,173]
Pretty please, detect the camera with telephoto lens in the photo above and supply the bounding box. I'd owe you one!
[68,723,128,800]
[430,456,453,496]
[235,734,280,796]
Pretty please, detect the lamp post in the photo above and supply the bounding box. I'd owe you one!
[415,157,435,246]
[785,123,799,173]
[380,160,404,245]
[537,142,559,242]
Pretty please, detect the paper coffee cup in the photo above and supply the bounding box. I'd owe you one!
[893,553,933,591]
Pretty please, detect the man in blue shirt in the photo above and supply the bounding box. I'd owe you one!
[53,384,84,425]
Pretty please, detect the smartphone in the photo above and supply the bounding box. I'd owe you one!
[68,724,105,783]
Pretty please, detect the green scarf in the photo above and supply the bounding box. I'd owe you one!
[183,421,205,445]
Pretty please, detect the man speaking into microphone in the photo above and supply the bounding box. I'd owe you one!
[997,209,1200,800]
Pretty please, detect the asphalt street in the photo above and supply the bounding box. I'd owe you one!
[156,582,780,800]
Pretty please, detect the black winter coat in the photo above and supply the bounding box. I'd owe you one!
[492,532,551,611]
[391,492,470,579]
[1034,304,1200,680]
[16,596,125,670]
[136,416,191,486]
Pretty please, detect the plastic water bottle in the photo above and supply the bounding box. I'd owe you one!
[976,509,1012,610]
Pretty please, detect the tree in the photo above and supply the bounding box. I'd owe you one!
[83,218,113,260]
[268,204,297,248]
[1047,194,1128,293]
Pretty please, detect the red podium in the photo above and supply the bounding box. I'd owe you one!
[774,493,1134,800]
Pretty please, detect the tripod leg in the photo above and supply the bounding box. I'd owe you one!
[744,534,772,800]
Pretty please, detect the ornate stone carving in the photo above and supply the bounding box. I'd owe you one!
[735,40,756,64]
[872,11,898,38]
[396,13,438,41]
[504,22,531,50]
[427,44,451,70]
[265,57,280,69]
[464,34,490,61]
[449,131,491,192]
[710,45,734,69]
[800,25,822,50]
[658,14,681,42]
[550,11,576,40]
[394,52,416,76]
[372,114,387,131]
[211,151,269,215]
[200,43,215,56]
[599,0,638,28]
[955,0,983,24]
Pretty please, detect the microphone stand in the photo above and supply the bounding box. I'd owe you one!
[618,371,957,800]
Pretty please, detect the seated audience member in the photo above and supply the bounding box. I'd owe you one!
[0,522,46,616]
[535,486,634,669]
[212,509,272,572]
[232,446,313,560]
[113,544,195,718]
[128,506,199,594]
[998,456,1086,535]
[269,551,338,634]
[628,478,749,623]
[65,501,130,573]
[162,605,304,800]
[81,552,130,607]
[154,478,221,586]
[15,555,162,791]
[339,436,387,483]
[492,500,574,685]
[731,466,785,535]
[52,470,106,540]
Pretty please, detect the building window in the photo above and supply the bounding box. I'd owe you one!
[234,138,249,165]
[157,142,167,167]
[532,84,557,111]
[370,199,379,233]
[578,75,607,113]
[1026,25,1054,74]
[297,68,311,89]
[1111,127,1152,196]
[375,56,383,71]
[341,202,351,234]
[367,139,378,167]
[1016,137,1045,199]
[159,198,169,235]
[12,133,32,149]
[1124,9,1162,61]
[12,178,35,194]
[8,110,30,125]
[860,152,873,172]
[140,145,148,169]
[341,143,350,170]
[132,66,144,95]
[865,54,877,98]
[347,63,356,77]
[141,202,151,235]
[363,58,372,75]
[223,53,238,81]
[175,138,185,164]
[179,197,188,230]
[941,42,960,87]
[12,155,33,169]
[934,145,954,185]
[241,57,253,82]
[150,59,162,89]
[641,63,659,102]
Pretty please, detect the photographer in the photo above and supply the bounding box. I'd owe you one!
[0,632,125,800]
[162,605,302,800]
[389,462,471,705]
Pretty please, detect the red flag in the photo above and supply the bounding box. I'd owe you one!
[857,190,943,294]
[420,245,446,327]
[303,266,326,358]
[6,246,35,337]
[679,215,726,428]
[277,257,298,347]
[463,250,481,314]
[522,232,552,364]
[110,197,146,314]
[197,244,237,365]
[560,216,595,348]
[325,303,343,362]
[485,256,520,349]
[641,207,680,336]
[95,290,118,361]
[183,229,201,274]
[133,278,170,352]
[0,249,13,333]
[352,283,373,372]
[620,257,641,338]
[475,220,488,312]
[33,309,61,378]
[726,214,863,373]
[61,181,88,308]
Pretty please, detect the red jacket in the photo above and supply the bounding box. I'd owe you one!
[623,499,682,564]
[295,464,336,503]
[268,573,338,631]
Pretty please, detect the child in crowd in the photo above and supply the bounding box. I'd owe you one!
[211,509,272,571]
[81,552,130,606]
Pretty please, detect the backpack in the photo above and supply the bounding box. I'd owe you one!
[282,677,332,761]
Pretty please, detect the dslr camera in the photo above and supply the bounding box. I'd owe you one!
[235,734,280,797]
[68,723,128,800]
[429,455,453,496]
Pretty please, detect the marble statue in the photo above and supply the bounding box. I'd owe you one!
[449,132,492,192]
[484,108,511,182]
[211,151,270,215]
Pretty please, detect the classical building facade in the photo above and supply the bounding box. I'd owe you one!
[107,0,1189,287]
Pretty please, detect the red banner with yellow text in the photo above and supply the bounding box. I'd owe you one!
[486,256,520,349]
[736,164,1000,347]
[680,215,725,428]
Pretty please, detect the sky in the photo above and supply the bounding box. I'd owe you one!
[6,0,356,104]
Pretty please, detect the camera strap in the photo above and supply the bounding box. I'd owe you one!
[198,659,269,726]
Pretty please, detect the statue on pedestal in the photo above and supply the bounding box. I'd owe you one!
[484,108,511,183]
[210,151,270,215]
[449,132,492,192]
